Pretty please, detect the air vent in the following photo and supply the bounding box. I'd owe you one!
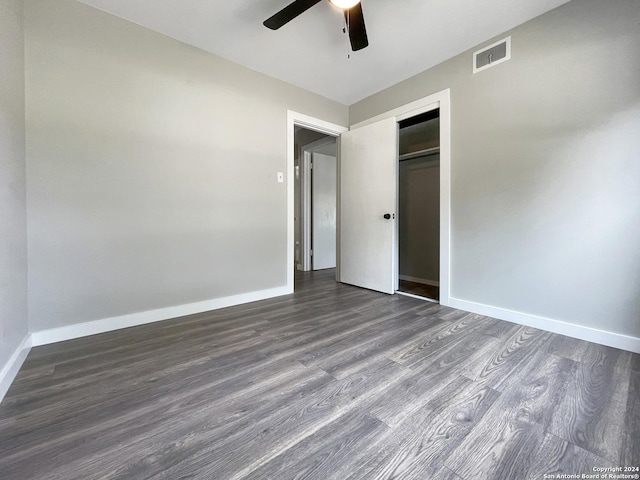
[473,36,511,74]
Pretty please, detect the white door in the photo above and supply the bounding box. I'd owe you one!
[339,117,398,294]
[312,153,337,270]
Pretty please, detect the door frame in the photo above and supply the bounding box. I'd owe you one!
[287,111,348,292]
[349,89,451,306]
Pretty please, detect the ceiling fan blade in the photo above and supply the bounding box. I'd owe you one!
[263,0,323,30]
[344,3,368,51]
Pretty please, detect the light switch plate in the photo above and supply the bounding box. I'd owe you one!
[277,172,284,183]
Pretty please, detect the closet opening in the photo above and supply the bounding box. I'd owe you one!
[396,109,440,302]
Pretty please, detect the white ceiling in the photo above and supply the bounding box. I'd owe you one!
[76,0,570,105]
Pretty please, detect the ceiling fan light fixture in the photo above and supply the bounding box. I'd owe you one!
[329,0,360,9]
[263,0,368,51]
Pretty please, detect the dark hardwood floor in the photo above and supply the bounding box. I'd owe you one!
[0,269,638,479]
[398,279,440,301]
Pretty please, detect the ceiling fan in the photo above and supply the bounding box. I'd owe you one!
[263,0,369,51]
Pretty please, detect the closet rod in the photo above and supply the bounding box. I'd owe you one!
[399,147,440,162]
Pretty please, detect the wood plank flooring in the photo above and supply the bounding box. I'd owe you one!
[398,279,440,301]
[0,269,638,480]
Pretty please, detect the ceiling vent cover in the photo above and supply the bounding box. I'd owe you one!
[473,36,511,73]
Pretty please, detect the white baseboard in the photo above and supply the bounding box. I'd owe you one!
[448,296,640,354]
[399,275,439,287]
[0,334,33,404]
[31,285,292,347]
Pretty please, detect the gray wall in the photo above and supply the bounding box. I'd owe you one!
[0,0,28,369]
[25,0,348,331]
[352,0,640,338]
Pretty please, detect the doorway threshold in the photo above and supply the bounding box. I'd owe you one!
[395,290,439,304]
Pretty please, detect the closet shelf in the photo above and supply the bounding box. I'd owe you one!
[399,147,440,161]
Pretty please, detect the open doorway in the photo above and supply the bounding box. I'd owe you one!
[286,111,347,294]
[396,109,440,302]
[293,127,338,289]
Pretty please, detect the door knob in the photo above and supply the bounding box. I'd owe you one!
[383,213,392,219]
